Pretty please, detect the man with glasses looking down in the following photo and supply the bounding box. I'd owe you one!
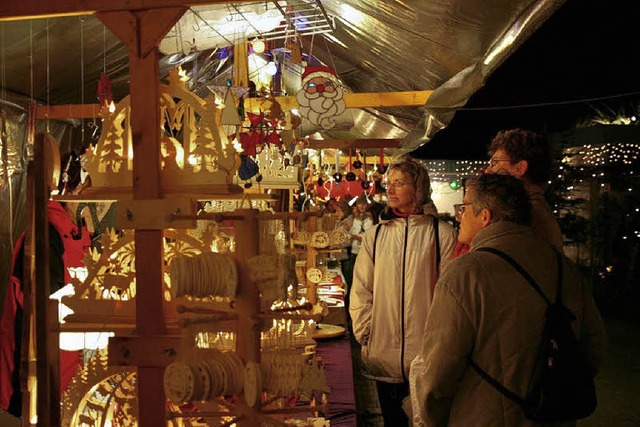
[407,173,605,426]
[484,128,564,251]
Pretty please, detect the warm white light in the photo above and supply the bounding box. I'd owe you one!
[231,138,243,153]
[178,66,189,81]
[265,61,278,76]
[188,155,198,166]
[252,39,266,54]
[108,101,116,113]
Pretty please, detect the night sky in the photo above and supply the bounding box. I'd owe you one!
[414,0,640,160]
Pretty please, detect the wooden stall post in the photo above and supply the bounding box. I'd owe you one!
[233,209,261,364]
[97,8,186,427]
[26,134,60,426]
[305,216,318,304]
[231,209,262,425]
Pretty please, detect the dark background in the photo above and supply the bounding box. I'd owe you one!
[414,0,640,160]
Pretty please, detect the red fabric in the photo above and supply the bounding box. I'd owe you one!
[453,241,470,258]
[0,201,90,411]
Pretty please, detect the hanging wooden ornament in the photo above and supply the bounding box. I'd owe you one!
[352,150,363,169]
[97,73,113,109]
[346,149,356,181]
[377,148,387,174]
[220,87,242,126]
[332,149,342,183]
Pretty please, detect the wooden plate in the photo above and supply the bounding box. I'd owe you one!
[311,323,346,340]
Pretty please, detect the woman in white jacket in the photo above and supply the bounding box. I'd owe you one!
[350,157,457,426]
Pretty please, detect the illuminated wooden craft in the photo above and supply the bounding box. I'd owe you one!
[62,349,137,427]
[65,223,232,307]
[82,68,241,198]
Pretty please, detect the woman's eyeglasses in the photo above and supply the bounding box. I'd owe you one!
[386,181,412,190]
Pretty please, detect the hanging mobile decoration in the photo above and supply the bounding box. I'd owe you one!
[345,149,356,181]
[285,36,303,64]
[352,150,363,170]
[97,73,113,109]
[220,84,242,126]
[377,148,387,174]
[332,149,342,183]
[238,154,260,188]
[296,65,346,130]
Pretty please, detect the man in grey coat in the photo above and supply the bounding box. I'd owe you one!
[409,174,605,426]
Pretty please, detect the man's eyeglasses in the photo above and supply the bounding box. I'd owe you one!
[488,158,512,168]
[386,181,412,190]
[453,202,473,220]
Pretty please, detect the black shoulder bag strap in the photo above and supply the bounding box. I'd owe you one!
[372,224,382,264]
[467,246,563,406]
[433,215,440,277]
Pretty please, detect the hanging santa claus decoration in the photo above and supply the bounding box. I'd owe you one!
[295,65,346,130]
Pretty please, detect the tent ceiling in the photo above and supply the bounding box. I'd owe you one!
[0,0,564,152]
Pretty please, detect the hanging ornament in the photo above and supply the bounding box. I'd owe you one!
[238,154,259,181]
[377,148,387,174]
[97,72,113,108]
[333,172,343,183]
[221,87,242,125]
[286,37,303,64]
[296,65,346,130]
[317,177,324,187]
[352,150,363,169]
[361,180,371,190]
[345,171,356,182]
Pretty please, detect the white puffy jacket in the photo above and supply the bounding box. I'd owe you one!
[349,211,457,382]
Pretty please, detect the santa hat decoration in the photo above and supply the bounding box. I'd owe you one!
[301,65,339,86]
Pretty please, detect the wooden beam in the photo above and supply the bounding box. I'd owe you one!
[35,90,433,120]
[307,139,401,149]
[246,90,433,111]
[35,104,101,120]
[0,0,256,21]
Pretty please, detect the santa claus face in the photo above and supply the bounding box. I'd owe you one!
[296,74,346,130]
[305,76,337,94]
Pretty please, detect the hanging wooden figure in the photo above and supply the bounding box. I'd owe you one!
[296,65,346,130]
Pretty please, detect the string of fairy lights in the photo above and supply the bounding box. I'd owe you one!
[563,142,640,167]
[557,142,640,242]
